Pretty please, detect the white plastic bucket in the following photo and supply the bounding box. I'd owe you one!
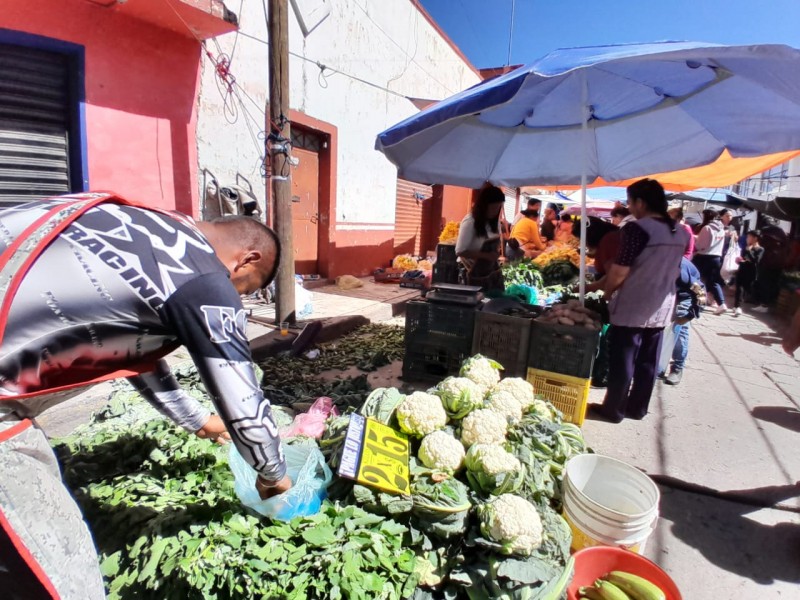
[563,454,660,554]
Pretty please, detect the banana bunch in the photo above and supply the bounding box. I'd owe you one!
[579,571,666,600]
[533,246,581,268]
[438,221,460,244]
[418,259,433,271]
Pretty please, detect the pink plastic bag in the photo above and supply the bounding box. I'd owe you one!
[280,397,339,439]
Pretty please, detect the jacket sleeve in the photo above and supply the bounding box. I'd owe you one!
[695,226,712,253]
[159,273,286,482]
[128,359,211,432]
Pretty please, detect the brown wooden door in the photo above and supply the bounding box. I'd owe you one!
[291,146,319,274]
[394,178,433,255]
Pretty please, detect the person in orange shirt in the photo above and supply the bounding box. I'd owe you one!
[510,209,546,258]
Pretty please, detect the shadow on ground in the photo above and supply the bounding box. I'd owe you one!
[657,481,800,585]
[717,331,784,346]
[752,406,800,433]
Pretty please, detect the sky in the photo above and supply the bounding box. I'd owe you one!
[418,0,800,200]
[420,0,800,69]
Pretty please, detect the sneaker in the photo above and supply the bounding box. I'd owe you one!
[665,370,683,385]
[752,305,769,313]
[734,307,742,316]
[714,304,728,315]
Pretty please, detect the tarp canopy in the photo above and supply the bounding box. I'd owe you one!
[742,195,800,221]
[537,149,800,193]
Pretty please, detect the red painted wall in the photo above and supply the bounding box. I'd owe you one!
[441,185,474,223]
[3,0,202,214]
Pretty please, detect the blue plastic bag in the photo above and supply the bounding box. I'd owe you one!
[229,441,332,521]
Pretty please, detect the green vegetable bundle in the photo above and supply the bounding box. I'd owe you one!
[541,260,579,287]
[502,259,545,289]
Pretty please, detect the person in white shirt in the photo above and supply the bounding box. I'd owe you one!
[455,186,506,288]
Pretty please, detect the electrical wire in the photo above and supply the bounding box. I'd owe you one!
[352,0,455,95]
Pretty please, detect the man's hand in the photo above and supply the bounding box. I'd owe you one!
[195,414,230,444]
[256,474,293,500]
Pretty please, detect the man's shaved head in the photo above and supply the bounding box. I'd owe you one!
[202,216,281,292]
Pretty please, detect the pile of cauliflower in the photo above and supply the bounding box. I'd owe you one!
[381,354,558,557]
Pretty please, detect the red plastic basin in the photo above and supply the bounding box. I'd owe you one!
[567,546,682,600]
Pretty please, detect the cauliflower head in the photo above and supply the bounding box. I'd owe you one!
[492,378,535,411]
[465,444,523,495]
[432,376,485,420]
[529,398,557,421]
[460,355,502,392]
[396,392,447,437]
[418,430,466,473]
[484,390,523,423]
[460,408,507,447]
[478,494,543,556]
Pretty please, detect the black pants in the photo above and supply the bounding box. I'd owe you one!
[734,264,757,308]
[602,325,664,421]
[693,254,725,306]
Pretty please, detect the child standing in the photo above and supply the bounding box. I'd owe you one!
[734,230,764,316]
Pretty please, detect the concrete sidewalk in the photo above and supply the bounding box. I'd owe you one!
[582,306,800,598]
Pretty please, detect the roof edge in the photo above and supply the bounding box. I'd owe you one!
[408,0,481,78]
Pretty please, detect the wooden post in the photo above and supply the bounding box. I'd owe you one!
[268,0,295,323]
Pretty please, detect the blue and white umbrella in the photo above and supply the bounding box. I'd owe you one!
[376,42,800,297]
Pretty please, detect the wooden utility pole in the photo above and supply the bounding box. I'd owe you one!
[268,0,295,323]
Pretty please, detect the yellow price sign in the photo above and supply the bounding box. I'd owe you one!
[337,414,410,495]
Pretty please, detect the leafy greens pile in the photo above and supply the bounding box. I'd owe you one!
[51,326,587,599]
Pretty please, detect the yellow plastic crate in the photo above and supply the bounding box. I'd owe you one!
[526,368,591,426]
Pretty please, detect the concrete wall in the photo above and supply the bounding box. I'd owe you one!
[196,0,480,276]
[2,0,204,214]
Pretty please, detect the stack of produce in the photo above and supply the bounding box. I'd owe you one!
[539,299,602,331]
[502,259,545,289]
[439,221,460,245]
[533,246,580,269]
[393,254,420,271]
[51,344,589,599]
[323,355,590,598]
[418,258,434,271]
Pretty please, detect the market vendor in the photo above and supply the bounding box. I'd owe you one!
[0,193,289,600]
[510,208,546,258]
[541,203,559,241]
[554,213,578,245]
[455,185,506,289]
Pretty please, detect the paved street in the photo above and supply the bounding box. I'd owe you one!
[583,304,800,598]
[37,284,800,597]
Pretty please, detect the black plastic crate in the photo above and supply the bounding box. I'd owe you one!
[471,311,533,377]
[527,320,600,379]
[403,300,476,382]
[432,244,459,284]
[436,243,457,265]
[432,262,459,284]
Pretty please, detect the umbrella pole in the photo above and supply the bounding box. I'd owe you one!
[578,74,589,304]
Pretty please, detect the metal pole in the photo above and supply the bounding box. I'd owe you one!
[506,0,516,66]
[268,0,296,323]
[579,72,589,303]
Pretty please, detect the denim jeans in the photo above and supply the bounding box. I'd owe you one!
[657,321,690,374]
[671,322,690,371]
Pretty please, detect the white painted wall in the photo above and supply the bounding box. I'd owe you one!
[195,0,480,226]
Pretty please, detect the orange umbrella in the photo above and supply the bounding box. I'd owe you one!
[536,149,800,193]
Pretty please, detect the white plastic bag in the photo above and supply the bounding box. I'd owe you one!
[295,282,313,318]
[721,244,739,282]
